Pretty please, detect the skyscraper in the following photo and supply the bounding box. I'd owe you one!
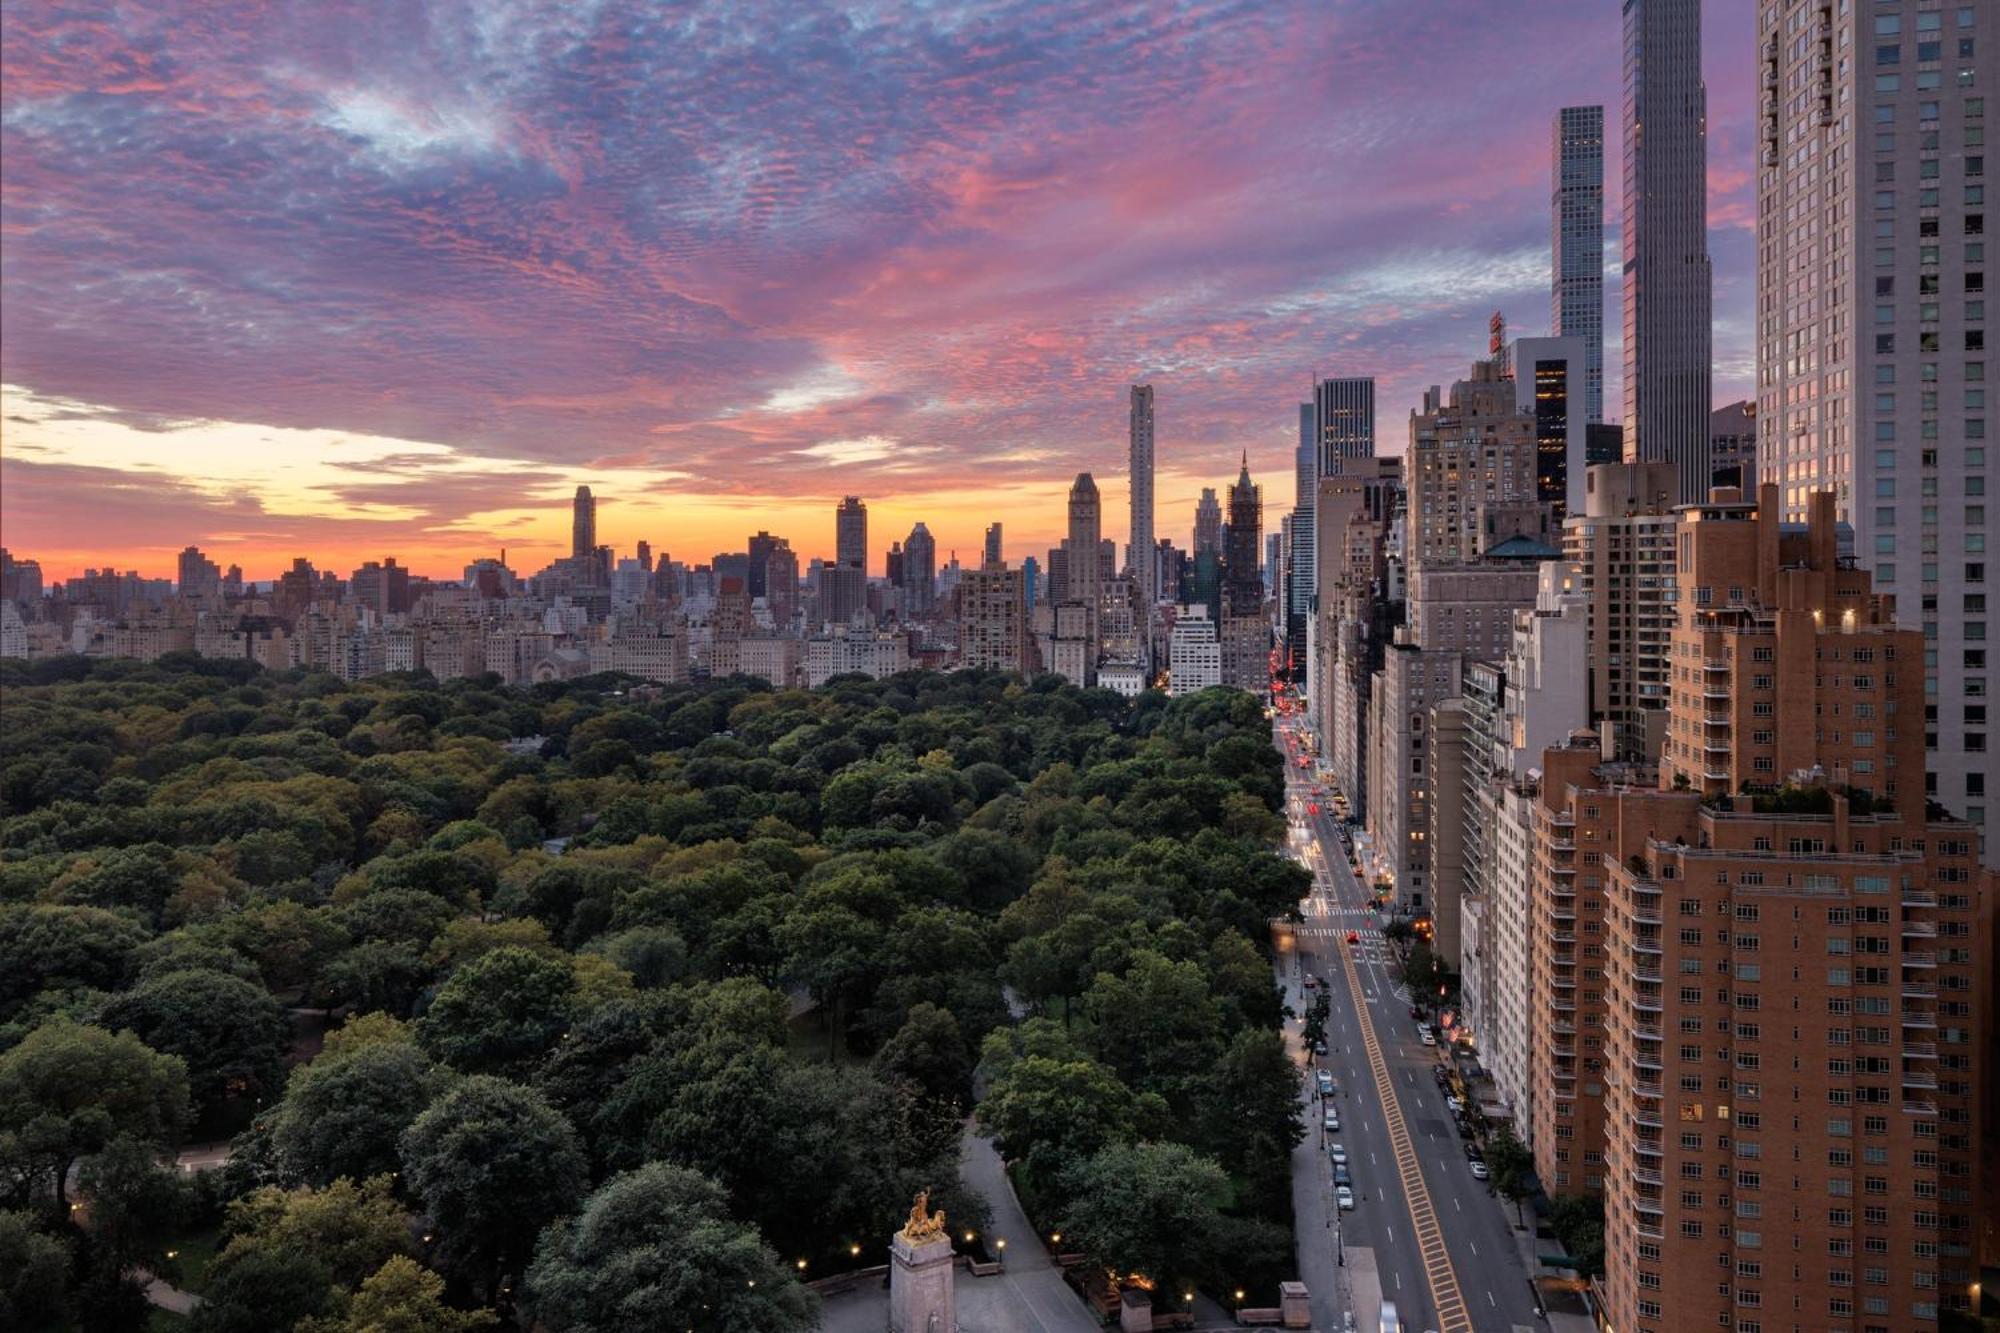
[1510,335,1589,517]
[1193,488,1223,556]
[982,522,1003,569]
[1287,401,1317,678]
[835,496,867,571]
[572,485,597,561]
[902,523,936,614]
[1620,0,1712,502]
[1221,455,1267,689]
[1129,383,1155,603]
[1756,0,1998,843]
[1551,105,1606,424]
[1066,473,1102,650]
[1313,377,1376,473]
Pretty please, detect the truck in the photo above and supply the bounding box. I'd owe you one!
[1377,1300,1401,1333]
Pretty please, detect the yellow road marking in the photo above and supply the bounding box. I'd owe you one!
[1332,927,1473,1333]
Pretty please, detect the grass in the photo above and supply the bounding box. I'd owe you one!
[159,1221,223,1295]
[147,1311,191,1333]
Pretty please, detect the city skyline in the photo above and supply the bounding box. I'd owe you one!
[3,1,1758,582]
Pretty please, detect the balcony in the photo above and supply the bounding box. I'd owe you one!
[1553,974,1577,990]
[1634,1220,1665,1240]
[1631,1195,1665,1217]
[1630,1165,1664,1187]
[1551,1019,1578,1035]
[1902,951,1938,969]
[1902,887,1938,907]
[1632,1022,1663,1041]
[1633,935,1663,956]
[1632,1051,1663,1072]
[1632,1136,1664,1159]
[1903,1008,1938,1029]
[1903,1041,1938,1059]
[1903,1096,1940,1116]
[1631,963,1663,982]
[1703,658,1729,673]
[1903,1069,1940,1090]
[1631,905,1662,925]
[1901,920,1938,938]
[1903,980,1939,999]
[1631,1079,1664,1098]
[1631,992,1663,1013]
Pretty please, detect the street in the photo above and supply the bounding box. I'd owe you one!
[1276,715,1544,1333]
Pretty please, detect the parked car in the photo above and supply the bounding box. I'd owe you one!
[1445,1095,1464,1114]
[1316,1070,1333,1095]
[1332,1163,1352,1186]
[1469,1161,1490,1181]
[1463,1143,1483,1162]
[1325,1111,1341,1132]
[1328,1141,1348,1165]
[1336,1186,1355,1211]
[1418,1029,1436,1046]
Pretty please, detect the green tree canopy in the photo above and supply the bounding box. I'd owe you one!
[0,1020,189,1210]
[96,967,291,1113]
[524,1163,816,1333]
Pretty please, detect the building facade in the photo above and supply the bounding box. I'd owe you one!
[1552,104,1607,424]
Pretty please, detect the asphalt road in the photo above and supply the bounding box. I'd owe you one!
[1277,716,1544,1333]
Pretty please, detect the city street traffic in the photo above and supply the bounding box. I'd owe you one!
[1276,714,1544,1333]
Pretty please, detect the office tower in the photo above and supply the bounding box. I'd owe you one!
[1510,335,1589,518]
[1129,384,1156,624]
[1022,555,1040,609]
[177,546,221,600]
[1287,401,1318,679]
[1065,474,1102,667]
[1548,487,1989,1332]
[983,522,1003,569]
[1563,461,1679,761]
[746,531,781,600]
[1551,106,1607,424]
[885,540,904,589]
[902,523,937,614]
[1707,400,1755,492]
[1313,376,1376,473]
[572,486,597,561]
[1313,461,1403,810]
[762,539,799,627]
[1168,606,1222,695]
[1407,361,1539,567]
[635,540,653,573]
[1756,3,1997,841]
[1193,488,1223,555]
[1219,455,1267,690]
[836,496,868,571]
[1621,0,1713,502]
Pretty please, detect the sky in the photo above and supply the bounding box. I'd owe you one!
[0,0,1759,583]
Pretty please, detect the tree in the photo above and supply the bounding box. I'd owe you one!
[0,1208,71,1329]
[0,1021,190,1210]
[0,904,148,1019]
[524,1163,816,1333]
[1059,1142,1231,1303]
[416,946,577,1076]
[218,1176,415,1290]
[1200,1029,1304,1217]
[96,968,292,1113]
[871,1002,972,1111]
[1547,1194,1605,1278]
[398,1076,587,1297]
[1484,1125,1535,1225]
[76,1134,193,1272]
[977,1056,1151,1192]
[270,1041,455,1186]
[299,1256,497,1333]
[194,1245,337,1333]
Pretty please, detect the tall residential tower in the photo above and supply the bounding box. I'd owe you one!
[1129,384,1156,665]
[1621,0,1713,502]
[1551,105,1606,424]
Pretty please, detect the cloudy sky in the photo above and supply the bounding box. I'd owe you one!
[1,0,1758,581]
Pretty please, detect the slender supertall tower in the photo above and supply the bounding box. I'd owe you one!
[1621,0,1712,502]
[1067,473,1102,651]
[571,486,596,561]
[835,496,868,571]
[1129,385,1156,661]
[1551,105,1606,423]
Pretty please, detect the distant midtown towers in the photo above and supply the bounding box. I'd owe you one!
[983,522,1003,569]
[1312,376,1375,473]
[1193,488,1222,556]
[571,486,596,561]
[1550,105,1605,424]
[1129,384,1156,661]
[835,496,868,571]
[1620,0,1712,502]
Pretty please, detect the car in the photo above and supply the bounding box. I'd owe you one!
[1456,1119,1476,1140]
[1419,1029,1436,1046]
[1335,1185,1355,1211]
[1469,1161,1490,1181]
[1325,1112,1341,1132]
[1328,1141,1348,1165]
[1332,1163,1352,1186]
[1303,974,1319,989]
[1346,931,1360,944]
[1315,1070,1333,1094]
[1464,1143,1483,1162]
[1312,1040,1328,1056]
[1445,1095,1464,1113]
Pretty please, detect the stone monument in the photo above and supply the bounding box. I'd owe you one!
[888,1189,955,1333]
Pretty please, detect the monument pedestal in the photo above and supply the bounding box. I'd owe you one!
[888,1232,956,1333]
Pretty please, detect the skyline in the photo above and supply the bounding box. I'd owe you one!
[3,1,1757,581]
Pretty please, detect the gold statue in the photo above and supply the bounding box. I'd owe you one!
[900,1188,947,1242]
